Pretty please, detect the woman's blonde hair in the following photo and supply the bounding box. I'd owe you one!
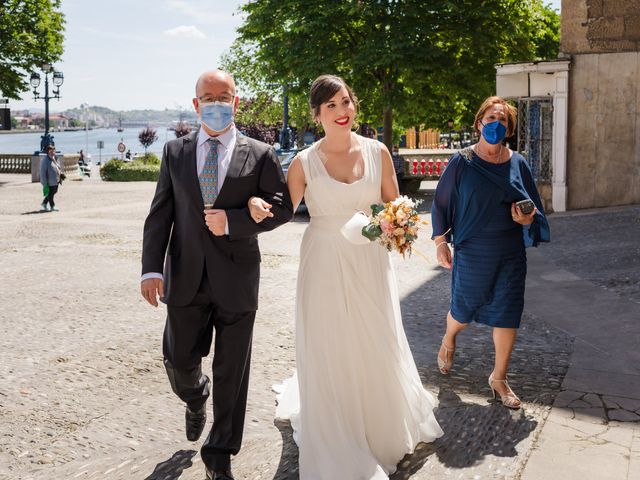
[474,96,517,138]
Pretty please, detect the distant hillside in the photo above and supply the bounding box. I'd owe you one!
[63,106,198,125]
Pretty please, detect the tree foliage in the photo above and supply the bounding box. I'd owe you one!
[0,0,65,99]
[232,0,559,148]
[138,127,158,153]
[174,122,192,138]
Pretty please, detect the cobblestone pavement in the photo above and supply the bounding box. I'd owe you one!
[0,174,576,479]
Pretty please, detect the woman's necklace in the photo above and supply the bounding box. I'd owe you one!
[475,143,505,164]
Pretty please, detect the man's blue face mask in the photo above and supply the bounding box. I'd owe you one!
[481,120,507,145]
[200,101,234,133]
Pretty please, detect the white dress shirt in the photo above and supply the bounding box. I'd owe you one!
[141,125,238,283]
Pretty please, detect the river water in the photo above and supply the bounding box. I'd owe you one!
[0,128,171,161]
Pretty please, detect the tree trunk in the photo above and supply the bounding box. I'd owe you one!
[383,105,393,151]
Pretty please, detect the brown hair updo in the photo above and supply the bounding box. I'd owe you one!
[309,74,359,121]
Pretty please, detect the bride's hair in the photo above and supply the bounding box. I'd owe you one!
[309,74,359,121]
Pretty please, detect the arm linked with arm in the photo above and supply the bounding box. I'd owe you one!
[226,147,294,238]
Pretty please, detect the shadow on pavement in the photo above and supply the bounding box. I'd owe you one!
[434,390,537,466]
[273,418,299,479]
[21,209,50,215]
[144,449,198,480]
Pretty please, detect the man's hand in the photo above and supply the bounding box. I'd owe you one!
[141,278,164,307]
[205,209,227,236]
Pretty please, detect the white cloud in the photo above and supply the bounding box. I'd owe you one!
[163,25,206,39]
[164,0,244,26]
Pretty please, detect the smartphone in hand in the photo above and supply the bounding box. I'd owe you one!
[516,199,535,215]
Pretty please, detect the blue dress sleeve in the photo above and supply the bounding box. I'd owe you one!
[431,154,461,242]
[519,158,551,247]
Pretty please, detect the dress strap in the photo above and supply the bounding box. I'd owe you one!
[298,143,325,182]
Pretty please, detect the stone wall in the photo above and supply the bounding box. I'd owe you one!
[566,51,640,208]
[562,0,640,54]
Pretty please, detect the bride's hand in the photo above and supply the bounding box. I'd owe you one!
[248,196,274,223]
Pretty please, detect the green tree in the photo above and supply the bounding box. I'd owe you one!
[221,41,311,146]
[174,122,192,138]
[233,0,559,149]
[0,0,65,99]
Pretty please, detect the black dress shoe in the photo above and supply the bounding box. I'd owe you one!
[205,467,234,480]
[185,404,206,441]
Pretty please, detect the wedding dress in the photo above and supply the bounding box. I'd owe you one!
[275,134,443,479]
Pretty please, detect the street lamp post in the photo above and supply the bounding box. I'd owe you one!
[268,82,294,151]
[30,63,64,152]
[447,118,454,149]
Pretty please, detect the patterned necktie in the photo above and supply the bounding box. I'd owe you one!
[199,138,220,207]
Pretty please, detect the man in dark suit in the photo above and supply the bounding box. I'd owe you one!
[140,70,292,480]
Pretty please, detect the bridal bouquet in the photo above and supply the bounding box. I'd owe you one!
[341,196,424,257]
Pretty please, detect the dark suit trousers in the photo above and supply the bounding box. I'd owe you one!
[163,267,256,471]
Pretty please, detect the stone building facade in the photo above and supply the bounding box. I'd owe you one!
[562,0,640,209]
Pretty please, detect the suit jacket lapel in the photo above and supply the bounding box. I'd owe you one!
[216,134,250,202]
[181,131,203,208]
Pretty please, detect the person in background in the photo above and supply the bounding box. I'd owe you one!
[40,145,61,212]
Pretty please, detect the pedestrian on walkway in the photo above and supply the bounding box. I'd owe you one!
[431,96,550,409]
[40,145,62,211]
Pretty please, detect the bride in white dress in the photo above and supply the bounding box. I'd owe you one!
[248,74,443,479]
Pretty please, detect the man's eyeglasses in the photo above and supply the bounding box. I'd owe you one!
[197,95,234,104]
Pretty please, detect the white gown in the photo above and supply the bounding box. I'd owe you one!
[275,134,443,479]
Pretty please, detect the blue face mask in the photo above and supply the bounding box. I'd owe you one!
[481,120,507,145]
[200,101,234,132]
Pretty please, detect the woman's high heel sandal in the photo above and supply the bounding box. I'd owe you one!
[437,335,455,375]
[488,374,522,410]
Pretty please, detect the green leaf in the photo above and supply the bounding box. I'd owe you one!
[362,223,382,241]
[371,203,385,216]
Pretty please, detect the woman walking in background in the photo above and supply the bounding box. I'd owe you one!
[40,144,62,212]
[431,96,550,409]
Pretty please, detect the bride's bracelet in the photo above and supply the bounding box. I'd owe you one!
[435,242,449,249]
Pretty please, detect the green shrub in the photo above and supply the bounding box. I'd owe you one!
[100,158,125,180]
[134,153,160,165]
[100,157,159,181]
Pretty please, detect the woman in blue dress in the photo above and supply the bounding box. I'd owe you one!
[431,96,550,409]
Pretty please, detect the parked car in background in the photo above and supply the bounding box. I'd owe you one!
[278,146,309,213]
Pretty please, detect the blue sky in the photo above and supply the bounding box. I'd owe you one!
[12,0,562,113]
